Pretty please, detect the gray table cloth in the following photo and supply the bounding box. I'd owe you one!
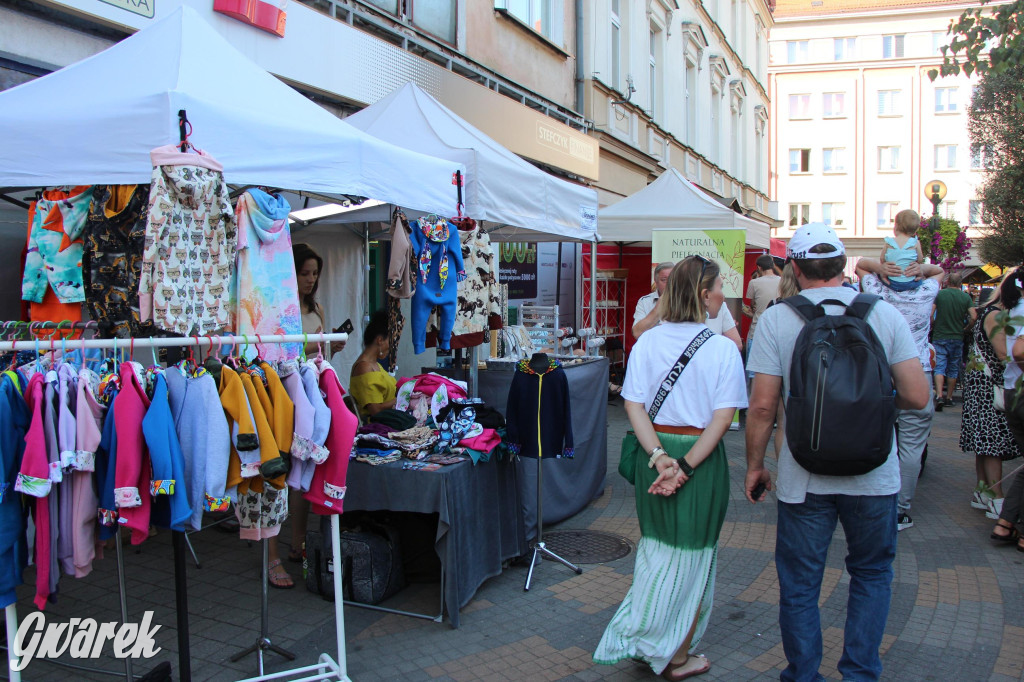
[342,454,523,628]
[478,357,609,540]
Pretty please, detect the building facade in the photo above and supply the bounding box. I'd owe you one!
[768,0,984,259]
[581,0,775,221]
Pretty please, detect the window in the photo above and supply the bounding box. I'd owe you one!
[823,148,846,172]
[409,0,456,44]
[877,202,900,227]
[882,34,905,58]
[365,0,399,11]
[789,203,810,227]
[878,89,901,116]
[878,145,901,171]
[789,93,811,119]
[611,0,622,90]
[649,25,662,118]
[711,83,722,163]
[971,144,996,169]
[834,37,856,60]
[789,148,811,173]
[942,201,957,220]
[685,58,698,143]
[822,202,845,226]
[498,0,564,44]
[935,87,958,113]
[823,92,845,117]
[932,31,948,55]
[969,200,985,225]
[787,40,809,63]
[934,144,958,170]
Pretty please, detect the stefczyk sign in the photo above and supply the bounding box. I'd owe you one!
[11,611,162,672]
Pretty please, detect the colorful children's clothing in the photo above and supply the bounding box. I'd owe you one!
[113,362,152,546]
[409,216,466,353]
[233,190,302,362]
[73,368,105,577]
[505,358,575,459]
[140,145,236,335]
[427,223,501,349]
[234,371,289,541]
[83,185,153,338]
[281,361,328,492]
[0,372,29,608]
[166,367,232,529]
[17,374,52,609]
[94,388,121,541]
[305,366,357,514]
[22,185,94,304]
[143,373,192,531]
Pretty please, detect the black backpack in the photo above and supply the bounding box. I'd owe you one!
[783,293,897,476]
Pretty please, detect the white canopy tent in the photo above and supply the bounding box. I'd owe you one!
[597,168,771,247]
[340,83,598,243]
[0,6,461,215]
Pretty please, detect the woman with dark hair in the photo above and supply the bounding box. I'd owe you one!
[350,310,397,417]
[990,268,1024,550]
[594,256,748,680]
[293,243,344,356]
[960,268,1020,520]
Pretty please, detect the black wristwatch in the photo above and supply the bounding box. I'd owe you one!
[678,458,695,477]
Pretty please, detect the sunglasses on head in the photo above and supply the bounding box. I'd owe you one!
[691,255,711,284]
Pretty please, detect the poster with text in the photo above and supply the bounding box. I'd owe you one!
[651,229,746,298]
[499,242,539,299]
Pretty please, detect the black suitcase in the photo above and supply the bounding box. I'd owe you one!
[305,515,406,605]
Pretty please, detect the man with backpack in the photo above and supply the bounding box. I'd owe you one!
[744,223,930,681]
[855,256,945,532]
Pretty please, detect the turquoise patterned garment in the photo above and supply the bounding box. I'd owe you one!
[22,186,95,304]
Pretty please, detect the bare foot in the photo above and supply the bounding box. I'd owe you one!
[662,654,710,681]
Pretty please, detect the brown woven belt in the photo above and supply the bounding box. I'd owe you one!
[653,424,704,436]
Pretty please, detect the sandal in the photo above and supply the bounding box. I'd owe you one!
[661,655,710,681]
[287,547,304,563]
[990,519,1019,544]
[267,559,295,589]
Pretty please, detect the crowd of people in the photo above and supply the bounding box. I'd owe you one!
[594,218,1023,681]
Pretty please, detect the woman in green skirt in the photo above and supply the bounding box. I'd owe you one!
[594,256,748,680]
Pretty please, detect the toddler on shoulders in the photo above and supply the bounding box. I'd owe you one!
[881,209,925,291]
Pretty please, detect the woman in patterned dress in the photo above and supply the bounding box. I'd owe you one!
[961,268,1021,518]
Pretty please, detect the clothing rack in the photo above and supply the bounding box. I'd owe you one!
[0,331,352,682]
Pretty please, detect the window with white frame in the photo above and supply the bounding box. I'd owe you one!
[711,80,722,163]
[882,34,905,58]
[685,57,698,143]
[408,0,457,44]
[649,24,662,119]
[969,200,985,225]
[935,144,958,170]
[611,0,622,91]
[878,89,901,116]
[877,202,900,227]
[789,203,810,226]
[822,148,846,172]
[878,145,901,171]
[822,202,845,226]
[834,37,856,60]
[971,144,996,169]
[787,40,809,63]
[789,93,811,119]
[789,148,811,173]
[942,201,957,220]
[935,87,958,113]
[823,92,846,117]
[496,1,564,44]
[932,31,948,56]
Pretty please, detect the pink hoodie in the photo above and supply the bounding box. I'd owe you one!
[16,374,51,610]
[113,363,152,546]
[304,367,357,514]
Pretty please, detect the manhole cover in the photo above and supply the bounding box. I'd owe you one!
[541,530,633,564]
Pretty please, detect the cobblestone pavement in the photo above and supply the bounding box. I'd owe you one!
[17,398,1024,681]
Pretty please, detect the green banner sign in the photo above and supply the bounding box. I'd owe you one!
[651,229,746,298]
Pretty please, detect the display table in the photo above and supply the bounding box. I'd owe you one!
[478,357,609,539]
[342,454,524,628]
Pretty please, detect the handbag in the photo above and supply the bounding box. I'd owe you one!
[976,340,1006,412]
[618,328,714,482]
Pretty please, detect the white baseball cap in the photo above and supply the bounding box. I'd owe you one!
[787,222,846,260]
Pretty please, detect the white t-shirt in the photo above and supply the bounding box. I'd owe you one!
[1004,300,1024,389]
[747,286,918,504]
[622,321,748,428]
[705,303,737,336]
[859,275,940,370]
[633,291,659,325]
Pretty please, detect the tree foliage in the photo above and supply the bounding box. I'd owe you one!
[930,0,1024,105]
[968,64,1024,267]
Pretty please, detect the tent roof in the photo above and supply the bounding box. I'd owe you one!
[598,168,771,247]
[0,6,461,215]
[343,83,598,243]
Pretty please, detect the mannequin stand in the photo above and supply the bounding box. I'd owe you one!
[523,454,582,591]
[231,539,296,674]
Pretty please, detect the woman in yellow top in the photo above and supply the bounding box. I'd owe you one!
[350,309,397,417]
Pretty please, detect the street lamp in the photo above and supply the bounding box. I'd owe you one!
[923,179,948,232]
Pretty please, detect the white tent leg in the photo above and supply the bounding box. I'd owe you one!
[331,515,348,679]
[6,603,20,682]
